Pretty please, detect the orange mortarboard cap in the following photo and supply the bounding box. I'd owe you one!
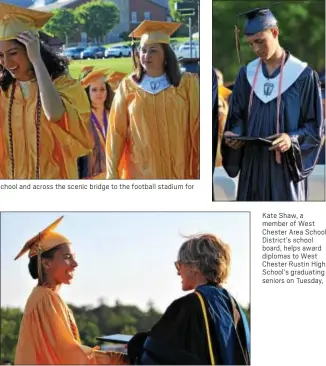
[14,216,70,260]
[106,71,127,84]
[81,66,95,74]
[80,68,110,88]
[0,1,52,41]
[79,65,95,80]
[129,20,182,46]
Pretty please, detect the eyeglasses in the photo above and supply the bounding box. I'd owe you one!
[174,261,181,271]
[174,260,199,270]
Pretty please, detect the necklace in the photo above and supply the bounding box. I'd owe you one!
[8,81,41,179]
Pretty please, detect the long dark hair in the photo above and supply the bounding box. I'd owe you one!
[0,40,69,91]
[132,43,182,87]
[85,82,114,112]
[28,245,63,281]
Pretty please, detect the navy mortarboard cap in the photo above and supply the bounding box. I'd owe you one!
[234,3,280,64]
[238,7,278,35]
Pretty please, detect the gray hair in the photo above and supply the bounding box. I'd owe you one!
[177,233,231,285]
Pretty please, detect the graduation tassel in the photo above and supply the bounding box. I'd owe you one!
[234,25,241,65]
[37,233,43,284]
[131,36,137,72]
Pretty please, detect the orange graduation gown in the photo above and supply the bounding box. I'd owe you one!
[14,286,128,365]
[106,72,199,179]
[0,75,93,179]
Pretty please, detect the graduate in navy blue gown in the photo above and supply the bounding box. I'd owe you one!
[222,7,323,201]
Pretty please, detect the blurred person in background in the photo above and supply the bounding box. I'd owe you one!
[0,2,93,179]
[80,68,115,179]
[216,85,231,167]
[212,67,218,199]
[128,234,250,365]
[215,68,223,86]
[14,216,129,365]
[106,20,199,179]
[222,6,323,201]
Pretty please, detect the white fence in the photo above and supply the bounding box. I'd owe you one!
[213,166,325,201]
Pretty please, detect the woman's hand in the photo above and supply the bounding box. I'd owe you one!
[16,31,42,65]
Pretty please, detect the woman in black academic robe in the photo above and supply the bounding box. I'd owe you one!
[127,234,250,365]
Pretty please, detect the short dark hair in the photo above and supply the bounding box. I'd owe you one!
[28,245,63,280]
[85,82,115,111]
[0,40,69,91]
[132,43,182,87]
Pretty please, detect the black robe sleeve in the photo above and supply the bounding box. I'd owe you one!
[285,69,324,182]
[221,67,247,178]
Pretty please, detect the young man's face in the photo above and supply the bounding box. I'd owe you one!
[246,28,279,61]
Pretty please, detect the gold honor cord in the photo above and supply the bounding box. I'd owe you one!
[195,291,215,365]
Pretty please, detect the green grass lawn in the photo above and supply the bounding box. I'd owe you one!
[69,58,133,79]
[68,37,195,78]
[103,37,190,48]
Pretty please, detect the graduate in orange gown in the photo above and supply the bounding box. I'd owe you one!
[80,68,114,179]
[14,216,129,365]
[216,85,231,167]
[106,20,199,179]
[0,2,93,179]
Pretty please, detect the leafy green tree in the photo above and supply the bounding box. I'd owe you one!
[169,0,199,33]
[213,0,325,81]
[120,324,137,335]
[0,297,248,363]
[75,0,120,42]
[43,8,79,43]
[0,308,23,363]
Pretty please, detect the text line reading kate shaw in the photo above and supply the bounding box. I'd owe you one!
[261,212,325,286]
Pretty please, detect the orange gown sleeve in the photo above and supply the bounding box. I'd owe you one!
[0,87,4,179]
[14,290,128,365]
[186,73,200,178]
[50,75,94,159]
[106,81,128,179]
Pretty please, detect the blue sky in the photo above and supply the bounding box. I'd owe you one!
[1,212,250,312]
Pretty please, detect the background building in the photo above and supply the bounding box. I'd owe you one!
[30,0,169,42]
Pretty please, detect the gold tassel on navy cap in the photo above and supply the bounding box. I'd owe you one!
[234,24,241,65]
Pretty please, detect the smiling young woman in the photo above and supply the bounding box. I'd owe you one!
[13,216,129,365]
[0,2,93,179]
[106,20,199,180]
